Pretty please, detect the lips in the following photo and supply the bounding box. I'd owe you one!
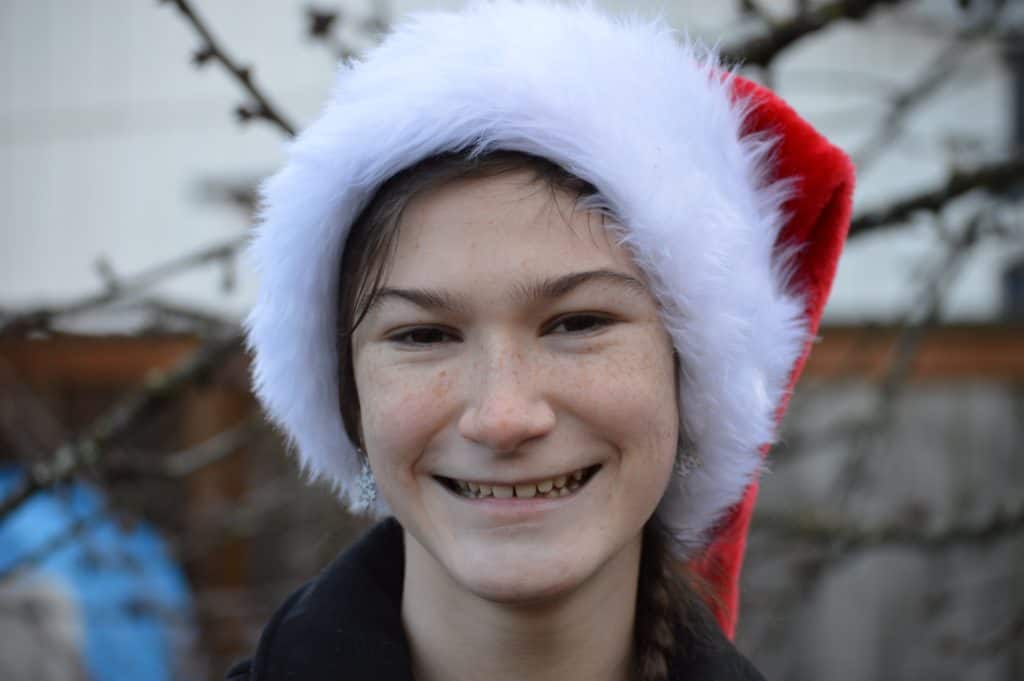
[436,464,601,500]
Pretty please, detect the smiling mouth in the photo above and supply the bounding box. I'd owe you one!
[435,464,602,500]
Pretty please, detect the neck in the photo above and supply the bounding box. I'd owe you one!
[401,531,640,681]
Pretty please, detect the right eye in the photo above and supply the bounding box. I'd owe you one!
[387,326,459,346]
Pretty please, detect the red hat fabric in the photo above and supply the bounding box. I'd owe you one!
[693,76,854,638]
[243,0,854,637]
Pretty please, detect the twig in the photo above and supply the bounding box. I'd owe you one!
[722,0,905,67]
[160,0,296,136]
[754,496,1024,553]
[883,211,988,391]
[362,0,392,39]
[735,0,774,24]
[138,296,240,334]
[305,3,392,63]
[176,479,299,561]
[0,331,244,523]
[196,177,259,215]
[854,15,1000,171]
[0,357,69,458]
[853,42,962,170]
[163,416,262,477]
[849,154,1024,238]
[0,509,108,584]
[107,413,264,480]
[0,235,246,336]
[305,7,355,62]
[832,208,992,503]
[939,608,1024,656]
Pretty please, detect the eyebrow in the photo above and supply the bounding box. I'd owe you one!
[366,268,648,314]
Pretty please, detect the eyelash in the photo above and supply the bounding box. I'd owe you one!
[388,327,460,346]
[386,314,614,346]
[544,313,614,335]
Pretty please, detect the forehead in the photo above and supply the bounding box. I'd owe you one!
[387,170,642,287]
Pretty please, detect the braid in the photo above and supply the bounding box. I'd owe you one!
[633,517,717,681]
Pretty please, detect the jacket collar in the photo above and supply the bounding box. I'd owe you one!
[245,519,764,681]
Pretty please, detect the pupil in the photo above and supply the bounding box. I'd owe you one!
[411,328,444,343]
[564,316,596,332]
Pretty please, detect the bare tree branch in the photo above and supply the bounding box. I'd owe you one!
[735,0,775,24]
[849,154,1024,238]
[0,509,108,584]
[306,7,357,63]
[0,236,246,336]
[163,416,262,477]
[939,608,1024,656]
[359,0,393,42]
[305,3,392,63]
[830,207,996,504]
[754,496,1024,553]
[854,42,965,170]
[137,296,241,334]
[107,413,265,480]
[305,7,352,62]
[722,0,906,67]
[160,0,296,136]
[177,478,299,561]
[0,357,68,458]
[881,210,990,389]
[854,14,1001,171]
[0,331,244,523]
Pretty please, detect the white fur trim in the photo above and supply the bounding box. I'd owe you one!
[245,0,808,552]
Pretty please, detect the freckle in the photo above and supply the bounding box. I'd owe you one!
[432,370,450,398]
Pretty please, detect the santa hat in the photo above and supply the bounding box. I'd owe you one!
[244,0,854,638]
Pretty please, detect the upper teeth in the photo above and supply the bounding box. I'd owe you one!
[452,467,591,499]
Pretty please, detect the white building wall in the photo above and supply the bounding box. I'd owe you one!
[0,0,1018,324]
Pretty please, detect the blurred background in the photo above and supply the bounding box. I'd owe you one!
[0,0,1021,679]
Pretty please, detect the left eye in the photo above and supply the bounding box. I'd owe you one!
[388,327,458,345]
[546,314,613,335]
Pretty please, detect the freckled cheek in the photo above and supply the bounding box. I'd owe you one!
[576,346,679,518]
[357,367,458,475]
[562,337,678,463]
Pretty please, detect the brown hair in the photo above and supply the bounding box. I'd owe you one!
[335,148,712,681]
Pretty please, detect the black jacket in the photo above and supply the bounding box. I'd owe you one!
[227,519,765,680]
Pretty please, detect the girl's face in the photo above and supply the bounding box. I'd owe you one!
[351,170,679,603]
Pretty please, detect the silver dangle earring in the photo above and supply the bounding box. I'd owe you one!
[356,452,378,509]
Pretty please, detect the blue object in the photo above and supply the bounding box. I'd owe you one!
[0,467,196,681]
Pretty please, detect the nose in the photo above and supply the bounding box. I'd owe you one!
[457,349,556,454]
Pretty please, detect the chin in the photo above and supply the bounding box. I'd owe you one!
[450,541,597,605]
